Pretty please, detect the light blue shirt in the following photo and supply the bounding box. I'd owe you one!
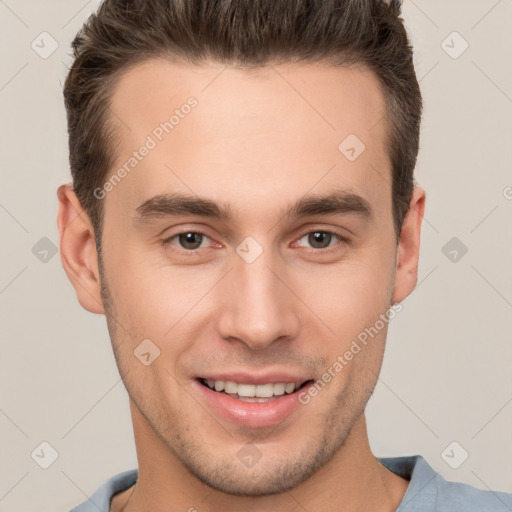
[70,455,512,511]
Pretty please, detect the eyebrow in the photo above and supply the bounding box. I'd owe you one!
[134,188,373,224]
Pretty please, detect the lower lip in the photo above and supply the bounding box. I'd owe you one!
[192,379,313,428]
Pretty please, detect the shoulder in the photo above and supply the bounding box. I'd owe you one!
[378,455,512,512]
[68,468,138,512]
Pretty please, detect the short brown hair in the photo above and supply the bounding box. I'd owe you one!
[64,0,421,252]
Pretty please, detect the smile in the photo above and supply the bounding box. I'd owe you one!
[199,378,311,402]
[194,377,315,427]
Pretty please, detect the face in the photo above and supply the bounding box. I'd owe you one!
[62,58,423,496]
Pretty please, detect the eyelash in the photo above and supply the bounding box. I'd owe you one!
[161,229,349,255]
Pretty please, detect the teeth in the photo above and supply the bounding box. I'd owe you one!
[284,382,295,394]
[204,379,302,397]
[237,384,256,397]
[224,381,238,394]
[255,383,274,397]
[273,383,286,396]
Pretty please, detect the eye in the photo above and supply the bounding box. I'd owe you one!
[164,231,212,251]
[296,231,346,251]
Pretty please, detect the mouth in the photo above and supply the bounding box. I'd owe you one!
[192,371,317,427]
[197,377,314,403]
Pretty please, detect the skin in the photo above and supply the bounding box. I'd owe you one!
[57,58,425,512]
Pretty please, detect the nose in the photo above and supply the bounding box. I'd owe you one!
[216,248,301,350]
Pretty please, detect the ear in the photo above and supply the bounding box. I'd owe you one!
[57,184,105,314]
[392,187,426,304]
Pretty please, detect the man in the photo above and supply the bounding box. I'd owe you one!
[57,0,512,511]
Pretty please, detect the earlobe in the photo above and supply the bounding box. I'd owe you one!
[57,184,105,315]
[392,187,426,304]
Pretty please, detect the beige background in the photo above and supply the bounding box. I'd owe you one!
[1,1,511,510]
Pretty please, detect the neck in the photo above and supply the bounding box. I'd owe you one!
[115,402,408,512]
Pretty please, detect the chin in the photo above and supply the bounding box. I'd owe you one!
[174,433,336,497]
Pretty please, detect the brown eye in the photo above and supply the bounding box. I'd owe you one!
[164,232,209,251]
[177,232,204,250]
[307,231,334,249]
[299,231,340,250]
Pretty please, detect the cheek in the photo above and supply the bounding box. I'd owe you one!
[295,256,394,385]
[305,257,394,329]
[105,247,194,328]
[105,258,220,380]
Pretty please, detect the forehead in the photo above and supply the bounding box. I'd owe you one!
[104,58,390,225]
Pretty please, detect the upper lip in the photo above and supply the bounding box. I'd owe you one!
[197,372,312,386]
